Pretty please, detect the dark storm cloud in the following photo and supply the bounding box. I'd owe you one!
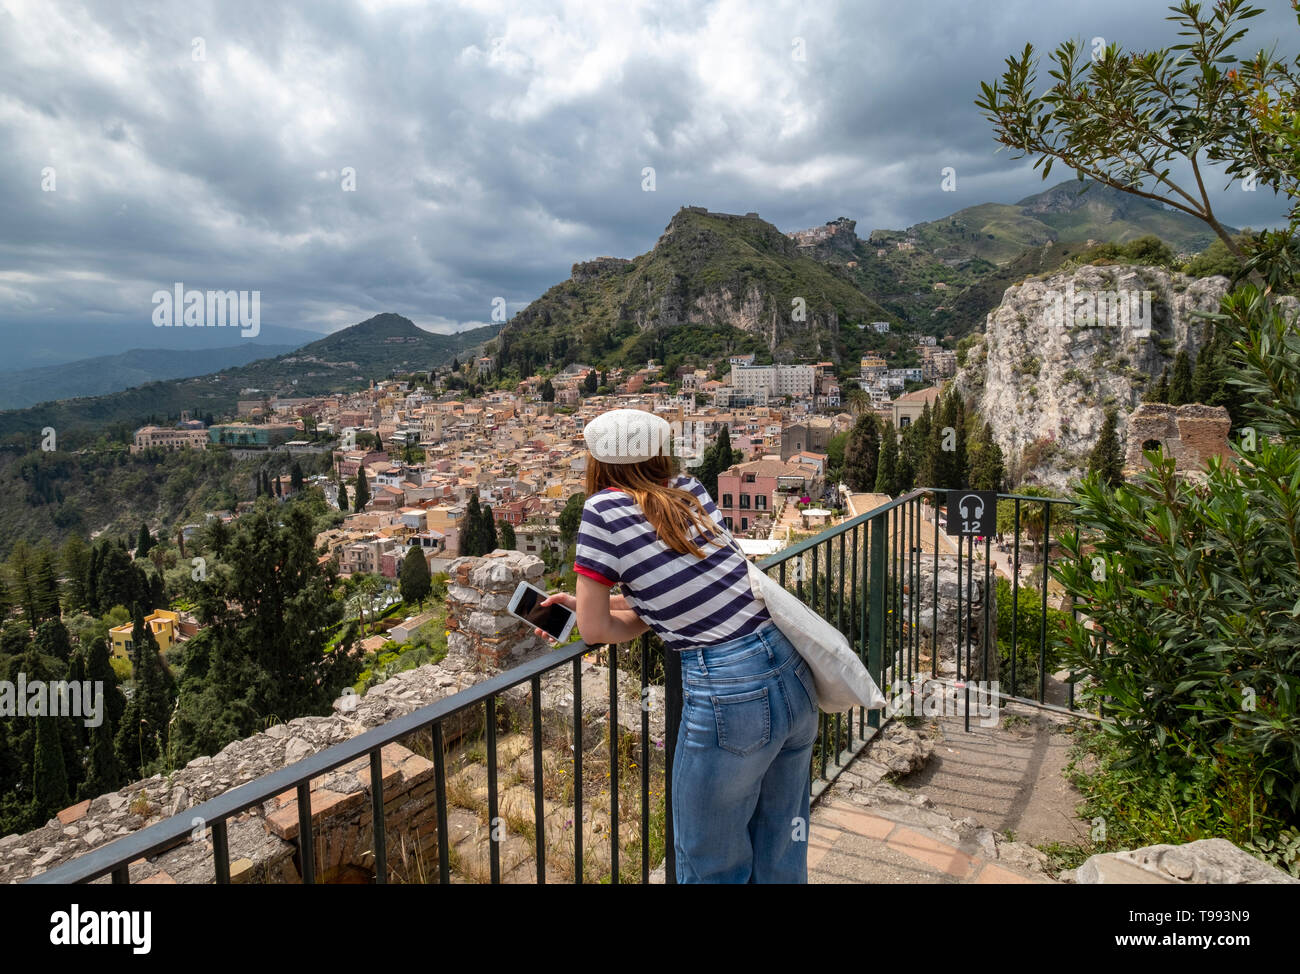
[0,0,1295,367]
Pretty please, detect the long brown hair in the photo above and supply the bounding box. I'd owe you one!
[584,454,727,559]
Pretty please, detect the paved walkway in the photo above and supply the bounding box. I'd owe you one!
[806,708,1084,884]
[808,798,1049,883]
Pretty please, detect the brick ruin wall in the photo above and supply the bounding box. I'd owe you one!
[1124,403,1232,473]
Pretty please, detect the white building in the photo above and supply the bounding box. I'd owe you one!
[729,363,815,399]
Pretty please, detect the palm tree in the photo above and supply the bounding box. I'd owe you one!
[346,573,386,632]
[845,386,870,416]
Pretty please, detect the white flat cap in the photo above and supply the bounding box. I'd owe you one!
[582,408,671,464]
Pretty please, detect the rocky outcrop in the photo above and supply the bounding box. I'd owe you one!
[571,257,632,283]
[1067,838,1298,884]
[954,264,1232,487]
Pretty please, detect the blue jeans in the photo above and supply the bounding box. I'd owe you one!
[672,620,820,883]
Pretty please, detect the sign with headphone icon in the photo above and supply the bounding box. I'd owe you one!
[945,490,997,538]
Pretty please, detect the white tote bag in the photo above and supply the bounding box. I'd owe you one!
[723,532,886,713]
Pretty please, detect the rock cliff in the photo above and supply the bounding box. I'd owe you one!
[953,264,1232,488]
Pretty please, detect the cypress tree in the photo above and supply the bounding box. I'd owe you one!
[33,619,72,664]
[33,547,61,622]
[337,477,349,511]
[874,420,900,496]
[61,535,90,614]
[969,422,1006,492]
[464,495,484,556]
[1144,367,1170,403]
[1169,349,1194,406]
[114,612,176,778]
[80,710,123,800]
[136,523,154,559]
[500,521,516,551]
[32,712,69,816]
[8,541,38,627]
[399,548,432,607]
[353,472,370,512]
[85,635,126,736]
[85,542,102,616]
[480,504,499,554]
[1192,333,1217,404]
[904,402,933,488]
[843,414,880,492]
[291,461,305,492]
[1087,408,1125,488]
[697,425,739,502]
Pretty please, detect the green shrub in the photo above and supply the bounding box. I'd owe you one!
[1053,285,1300,842]
[994,576,1069,697]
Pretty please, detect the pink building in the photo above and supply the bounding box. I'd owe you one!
[715,458,811,534]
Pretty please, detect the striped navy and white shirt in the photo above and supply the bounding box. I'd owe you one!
[572,473,772,650]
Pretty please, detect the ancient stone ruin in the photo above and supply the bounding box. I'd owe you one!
[1124,402,1232,474]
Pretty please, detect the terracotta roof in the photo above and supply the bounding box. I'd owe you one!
[895,386,943,404]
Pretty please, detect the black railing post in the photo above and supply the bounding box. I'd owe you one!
[531,673,545,883]
[1038,503,1053,704]
[664,642,681,885]
[487,695,501,884]
[368,749,387,884]
[932,491,940,678]
[859,517,869,741]
[640,632,650,884]
[296,782,315,884]
[212,820,230,885]
[431,722,449,884]
[608,647,619,884]
[571,657,583,884]
[1011,498,1021,697]
[868,515,886,731]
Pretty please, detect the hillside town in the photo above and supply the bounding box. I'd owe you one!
[129,354,953,583]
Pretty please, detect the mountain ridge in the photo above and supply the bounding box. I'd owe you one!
[0,314,499,444]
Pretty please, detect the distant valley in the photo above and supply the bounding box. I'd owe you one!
[0,344,298,410]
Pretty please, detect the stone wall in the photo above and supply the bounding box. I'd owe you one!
[0,549,663,885]
[445,549,550,667]
[1124,402,1232,473]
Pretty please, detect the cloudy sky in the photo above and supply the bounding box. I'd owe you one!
[1,0,1296,367]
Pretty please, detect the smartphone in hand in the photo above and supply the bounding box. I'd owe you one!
[507,581,575,642]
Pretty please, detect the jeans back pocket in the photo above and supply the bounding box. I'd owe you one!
[711,686,771,756]
[792,656,820,715]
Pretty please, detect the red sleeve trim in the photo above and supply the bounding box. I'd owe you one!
[573,563,616,587]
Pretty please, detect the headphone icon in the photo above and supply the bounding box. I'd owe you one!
[958,494,984,521]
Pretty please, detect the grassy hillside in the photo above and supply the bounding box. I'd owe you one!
[902,180,1233,265]
[493,207,895,379]
[0,442,338,556]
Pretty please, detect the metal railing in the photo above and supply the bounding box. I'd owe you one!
[25,487,1078,885]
